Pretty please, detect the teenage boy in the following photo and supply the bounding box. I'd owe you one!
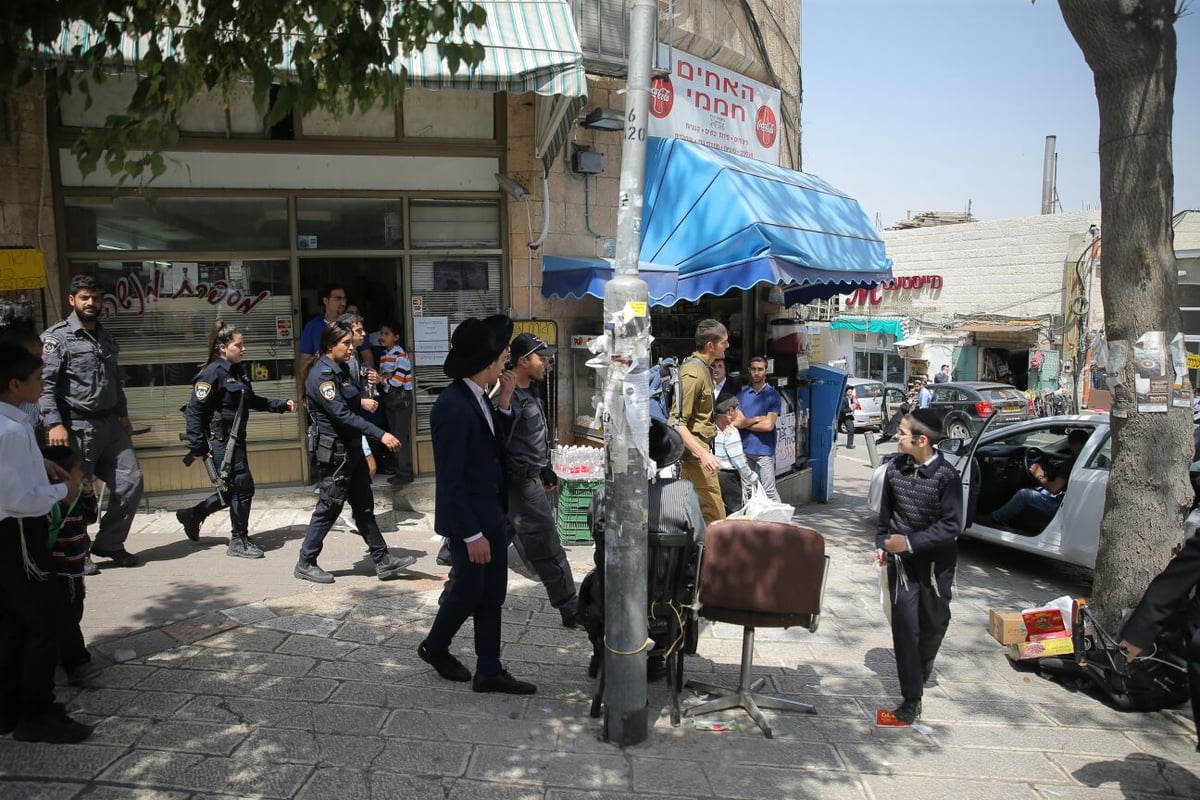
[873,408,963,725]
[0,342,89,743]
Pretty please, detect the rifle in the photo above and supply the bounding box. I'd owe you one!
[182,441,227,506]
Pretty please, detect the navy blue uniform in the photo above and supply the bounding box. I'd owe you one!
[180,359,290,546]
[299,355,392,567]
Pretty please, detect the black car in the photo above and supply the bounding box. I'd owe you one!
[922,381,1032,439]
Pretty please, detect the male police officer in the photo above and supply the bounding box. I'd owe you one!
[41,275,144,571]
[504,333,578,627]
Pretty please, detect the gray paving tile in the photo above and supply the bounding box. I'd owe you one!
[174,695,311,726]
[0,740,125,780]
[80,786,190,799]
[274,633,360,660]
[836,744,1067,782]
[254,613,341,637]
[859,775,1039,799]
[1050,753,1200,796]
[84,663,158,689]
[236,729,385,768]
[467,745,629,790]
[333,620,397,645]
[930,722,1139,756]
[98,750,312,798]
[373,738,473,777]
[310,658,422,684]
[330,680,528,718]
[221,602,278,624]
[0,782,83,799]
[70,713,156,747]
[178,648,317,678]
[631,758,713,795]
[383,708,561,749]
[135,719,252,755]
[449,780,548,800]
[194,626,289,652]
[70,687,192,719]
[136,668,337,702]
[702,764,869,800]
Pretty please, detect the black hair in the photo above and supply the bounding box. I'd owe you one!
[320,320,355,354]
[336,312,364,328]
[203,319,243,368]
[748,355,768,368]
[1067,429,1090,446]
[69,274,101,295]
[42,444,81,473]
[320,283,346,303]
[0,342,42,390]
[378,320,403,339]
[0,323,40,351]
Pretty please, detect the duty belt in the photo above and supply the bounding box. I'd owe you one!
[69,406,117,420]
[511,464,546,479]
[314,433,347,465]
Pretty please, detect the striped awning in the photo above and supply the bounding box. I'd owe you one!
[50,0,587,168]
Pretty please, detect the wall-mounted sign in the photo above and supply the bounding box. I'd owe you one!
[648,43,782,164]
[512,319,558,345]
[276,315,292,341]
[411,296,424,317]
[844,275,945,308]
[0,249,47,291]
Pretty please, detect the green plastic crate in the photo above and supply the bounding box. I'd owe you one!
[558,478,603,501]
[556,507,593,545]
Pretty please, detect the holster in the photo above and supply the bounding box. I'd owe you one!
[314,434,345,466]
[209,418,231,443]
[317,458,350,505]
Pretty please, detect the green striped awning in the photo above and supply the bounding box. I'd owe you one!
[51,0,587,168]
[829,316,909,339]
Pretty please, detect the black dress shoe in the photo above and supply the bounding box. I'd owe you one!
[647,655,667,682]
[13,713,93,744]
[376,553,417,580]
[559,604,580,629]
[472,669,536,695]
[294,561,334,584]
[418,643,471,682]
[435,543,452,567]
[176,509,202,542]
[90,548,139,567]
[891,698,922,725]
[82,556,99,576]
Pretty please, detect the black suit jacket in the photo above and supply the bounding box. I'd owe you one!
[1122,531,1200,650]
[430,379,511,542]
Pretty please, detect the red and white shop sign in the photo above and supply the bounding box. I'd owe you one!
[844,274,944,307]
[649,43,782,164]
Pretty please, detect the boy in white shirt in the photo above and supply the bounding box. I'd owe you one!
[0,342,88,743]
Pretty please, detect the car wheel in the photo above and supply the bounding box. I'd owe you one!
[946,419,972,440]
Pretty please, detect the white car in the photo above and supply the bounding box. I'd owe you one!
[846,377,887,431]
[867,414,1111,569]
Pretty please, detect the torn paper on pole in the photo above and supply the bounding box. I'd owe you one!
[1133,331,1170,413]
[1170,333,1194,409]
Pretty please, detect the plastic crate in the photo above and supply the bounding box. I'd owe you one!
[558,478,603,501]
[556,508,593,545]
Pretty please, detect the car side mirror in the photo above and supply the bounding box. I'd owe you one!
[938,438,965,455]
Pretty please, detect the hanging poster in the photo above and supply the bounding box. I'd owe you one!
[1170,333,1194,408]
[1133,331,1170,413]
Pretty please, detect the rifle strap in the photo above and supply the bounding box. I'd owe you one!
[220,384,248,478]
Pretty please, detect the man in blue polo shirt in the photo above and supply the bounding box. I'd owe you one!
[735,356,782,502]
[296,284,376,382]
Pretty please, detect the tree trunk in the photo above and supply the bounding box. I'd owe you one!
[1058,0,1187,628]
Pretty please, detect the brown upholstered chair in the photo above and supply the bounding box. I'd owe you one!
[684,519,829,738]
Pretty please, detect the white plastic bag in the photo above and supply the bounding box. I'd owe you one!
[730,482,795,523]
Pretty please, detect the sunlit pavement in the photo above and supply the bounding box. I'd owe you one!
[2,450,1197,799]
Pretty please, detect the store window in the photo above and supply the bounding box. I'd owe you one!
[410,199,501,248]
[69,260,297,450]
[295,198,405,250]
[854,350,906,385]
[64,196,289,252]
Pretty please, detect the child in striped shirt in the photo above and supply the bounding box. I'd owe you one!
[378,320,414,484]
[44,444,100,685]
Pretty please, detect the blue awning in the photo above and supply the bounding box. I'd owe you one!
[542,137,891,306]
[542,256,681,305]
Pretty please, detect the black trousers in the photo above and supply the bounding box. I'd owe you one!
[423,524,508,677]
[59,576,89,672]
[887,548,956,701]
[0,516,64,722]
[717,469,742,516]
[300,454,390,564]
[187,437,254,536]
[508,473,577,610]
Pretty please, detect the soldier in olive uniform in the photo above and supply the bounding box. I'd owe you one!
[178,321,295,558]
[40,275,144,571]
[296,321,415,584]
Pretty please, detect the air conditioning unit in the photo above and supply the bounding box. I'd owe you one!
[571,0,630,76]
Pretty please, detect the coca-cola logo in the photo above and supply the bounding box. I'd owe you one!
[650,75,674,118]
[755,105,777,148]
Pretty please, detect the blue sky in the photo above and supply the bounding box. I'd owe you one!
[800,0,1199,228]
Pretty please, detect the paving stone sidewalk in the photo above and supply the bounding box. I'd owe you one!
[2,454,1198,799]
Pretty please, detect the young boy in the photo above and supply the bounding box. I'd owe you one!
[0,342,88,743]
[377,320,414,484]
[873,408,963,725]
[44,444,101,685]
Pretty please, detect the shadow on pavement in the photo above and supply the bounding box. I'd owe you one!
[1073,753,1200,796]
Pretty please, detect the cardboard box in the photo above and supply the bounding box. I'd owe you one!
[988,609,1028,645]
[1029,630,1071,643]
[1008,635,1075,660]
[1021,607,1067,636]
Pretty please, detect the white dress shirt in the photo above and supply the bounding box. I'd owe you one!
[0,402,66,520]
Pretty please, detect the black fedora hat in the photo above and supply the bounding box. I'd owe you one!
[443,315,513,379]
[649,418,685,470]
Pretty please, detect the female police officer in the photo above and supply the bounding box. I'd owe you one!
[295,320,416,584]
[177,320,294,558]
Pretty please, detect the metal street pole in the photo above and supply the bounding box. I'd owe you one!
[601,0,657,747]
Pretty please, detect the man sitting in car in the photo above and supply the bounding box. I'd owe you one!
[985,429,1090,530]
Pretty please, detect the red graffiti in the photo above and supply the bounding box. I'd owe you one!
[844,275,944,307]
[101,268,270,316]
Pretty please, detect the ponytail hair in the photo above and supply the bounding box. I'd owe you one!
[203,320,243,369]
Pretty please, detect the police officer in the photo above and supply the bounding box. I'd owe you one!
[296,320,416,584]
[177,321,295,558]
[40,274,144,571]
[504,333,578,627]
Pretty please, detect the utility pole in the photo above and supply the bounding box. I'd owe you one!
[601,0,656,747]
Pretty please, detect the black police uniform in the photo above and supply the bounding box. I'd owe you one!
[297,355,412,582]
[505,385,578,623]
[40,312,144,557]
[178,358,291,557]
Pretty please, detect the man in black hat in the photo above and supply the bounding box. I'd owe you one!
[504,332,579,627]
[418,315,537,695]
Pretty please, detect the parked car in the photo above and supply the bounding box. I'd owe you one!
[846,377,886,431]
[925,381,1033,439]
[867,414,1111,568]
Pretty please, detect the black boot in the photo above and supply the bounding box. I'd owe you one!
[227,534,264,559]
[176,508,202,542]
[892,698,922,724]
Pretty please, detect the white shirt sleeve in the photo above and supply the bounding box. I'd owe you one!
[0,419,67,518]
